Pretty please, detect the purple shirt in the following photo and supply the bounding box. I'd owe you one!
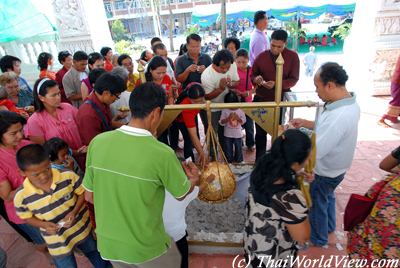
[249,29,270,67]
[219,109,246,139]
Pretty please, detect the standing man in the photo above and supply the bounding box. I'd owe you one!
[176,34,212,132]
[62,51,88,108]
[291,62,360,248]
[83,82,199,268]
[249,11,270,67]
[303,46,317,77]
[252,29,300,160]
[55,51,73,104]
[201,49,239,154]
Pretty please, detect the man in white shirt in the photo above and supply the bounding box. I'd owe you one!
[291,62,360,247]
[201,49,239,155]
[62,51,88,107]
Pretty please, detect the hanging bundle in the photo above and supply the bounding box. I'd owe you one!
[296,128,316,208]
[198,110,236,203]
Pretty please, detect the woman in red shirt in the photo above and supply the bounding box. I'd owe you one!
[176,82,206,166]
[37,52,56,80]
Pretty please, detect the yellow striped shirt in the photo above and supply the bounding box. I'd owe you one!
[14,169,92,257]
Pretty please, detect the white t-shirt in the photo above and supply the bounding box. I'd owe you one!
[315,94,360,178]
[110,91,131,125]
[201,63,239,107]
[162,186,199,241]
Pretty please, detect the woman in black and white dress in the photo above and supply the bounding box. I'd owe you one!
[245,129,312,268]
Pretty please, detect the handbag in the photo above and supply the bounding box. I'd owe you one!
[344,176,392,231]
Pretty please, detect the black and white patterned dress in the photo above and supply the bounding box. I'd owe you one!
[244,187,308,267]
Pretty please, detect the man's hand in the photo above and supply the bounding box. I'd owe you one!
[77,145,88,154]
[290,118,307,128]
[298,170,314,183]
[113,112,128,121]
[182,161,200,185]
[219,78,229,90]
[197,65,206,73]
[254,76,264,86]
[42,222,59,235]
[59,212,75,229]
[262,81,275,89]
[186,64,198,73]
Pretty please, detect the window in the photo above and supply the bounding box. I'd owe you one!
[114,0,127,10]
[104,2,112,12]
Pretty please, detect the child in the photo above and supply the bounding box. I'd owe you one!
[44,137,83,177]
[14,144,109,268]
[235,48,255,151]
[219,92,246,163]
[163,172,215,268]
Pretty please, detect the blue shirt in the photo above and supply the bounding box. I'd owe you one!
[17,88,33,108]
[18,77,32,93]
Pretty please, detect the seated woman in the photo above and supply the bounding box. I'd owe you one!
[37,52,56,80]
[25,78,87,168]
[245,129,311,267]
[347,147,400,261]
[175,82,206,166]
[0,71,33,111]
[0,111,45,247]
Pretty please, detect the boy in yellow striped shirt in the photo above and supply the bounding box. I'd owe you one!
[13,144,109,268]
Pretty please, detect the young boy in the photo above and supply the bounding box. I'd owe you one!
[13,144,108,268]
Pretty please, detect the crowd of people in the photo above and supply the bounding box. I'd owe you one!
[0,9,398,268]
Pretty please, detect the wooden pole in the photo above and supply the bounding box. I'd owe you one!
[272,53,285,141]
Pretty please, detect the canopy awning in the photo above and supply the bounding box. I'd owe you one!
[192,0,356,27]
[0,0,57,43]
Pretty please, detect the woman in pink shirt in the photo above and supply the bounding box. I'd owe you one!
[25,78,87,168]
[0,111,45,245]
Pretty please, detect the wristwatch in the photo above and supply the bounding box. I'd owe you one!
[391,146,400,160]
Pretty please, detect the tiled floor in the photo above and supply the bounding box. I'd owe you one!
[1,94,399,268]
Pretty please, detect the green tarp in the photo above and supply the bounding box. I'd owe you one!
[0,0,57,43]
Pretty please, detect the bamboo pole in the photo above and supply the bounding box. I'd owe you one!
[272,53,285,141]
[163,101,317,111]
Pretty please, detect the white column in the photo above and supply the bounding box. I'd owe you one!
[52,0,114,53]
[344,0,400,95]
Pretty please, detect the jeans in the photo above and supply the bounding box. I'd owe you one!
[169,122,180,150]
[17,223,46,245]
[310,173,345,246]
[0,247,6,268]
[242,115,254,148]
[224,137,243,163]
[52,235,110,268]
[177,122,194,161]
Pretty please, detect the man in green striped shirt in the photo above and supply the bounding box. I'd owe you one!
[84,82,199,268]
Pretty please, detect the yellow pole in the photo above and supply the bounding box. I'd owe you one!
[272,53,285,141]
[138,62,146,83]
